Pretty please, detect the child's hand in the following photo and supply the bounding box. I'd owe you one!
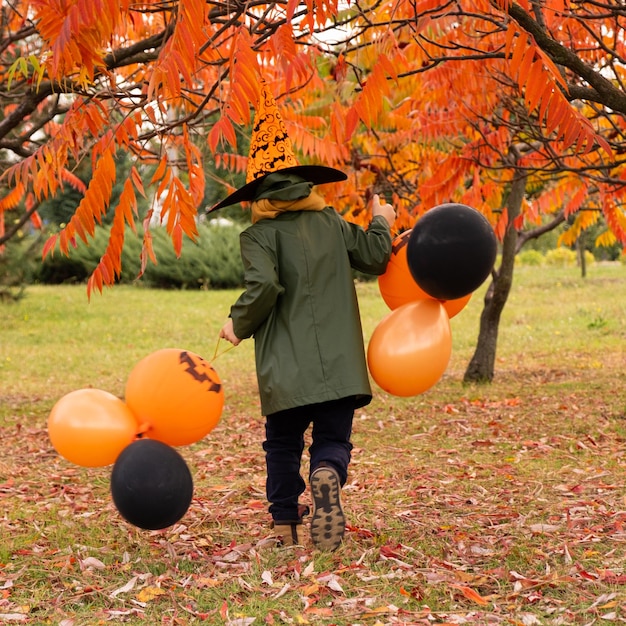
[220,319,241,346]
[372,194,396,227]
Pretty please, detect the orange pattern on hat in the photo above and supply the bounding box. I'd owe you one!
[245,84,300,183]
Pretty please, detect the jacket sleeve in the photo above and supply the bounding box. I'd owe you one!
[229,231,285,340]
[340,214,393,275]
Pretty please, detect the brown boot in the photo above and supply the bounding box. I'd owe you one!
[271,504,310,547]
[310,466,345,551]
[272,521,305,546]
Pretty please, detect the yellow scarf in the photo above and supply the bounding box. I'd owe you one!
[250,188,327,224]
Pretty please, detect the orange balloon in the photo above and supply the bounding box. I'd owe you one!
[378,230,426,309]
[48,389,140,467]
[442,292,472,319]
[367,300,452,397]
[125,349,224,446]
[379,230,472,318]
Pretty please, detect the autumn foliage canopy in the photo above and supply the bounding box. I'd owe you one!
[1,0,625,294]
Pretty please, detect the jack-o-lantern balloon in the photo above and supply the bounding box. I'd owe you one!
[125,349,224,446]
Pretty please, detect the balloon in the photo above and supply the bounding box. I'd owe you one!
[379,230,473,318]
[407,203,497,300]
[111,439,193,530]
[442,292,472,319]
[125,348,224,447]
[378,230,427,310]
[367,299,452,397]
[378,230,472,318]
[48,389,139,467]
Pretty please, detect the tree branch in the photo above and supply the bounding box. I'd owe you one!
[0,202,41,247]
[507,3,626,115]
[515,210,566,253]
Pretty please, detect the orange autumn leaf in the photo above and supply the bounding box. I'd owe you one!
[450,584,490,606]
[3,0,626,295]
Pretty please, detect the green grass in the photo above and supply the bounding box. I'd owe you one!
[0,262,625,624]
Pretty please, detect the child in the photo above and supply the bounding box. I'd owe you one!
[214,84,395,550]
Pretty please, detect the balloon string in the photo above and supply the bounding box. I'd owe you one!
[211,336,236,363]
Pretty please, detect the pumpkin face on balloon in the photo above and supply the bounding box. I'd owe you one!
[125,349,224,447]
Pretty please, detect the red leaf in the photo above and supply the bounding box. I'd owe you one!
[494,207,508,241]
[42,234,58,259]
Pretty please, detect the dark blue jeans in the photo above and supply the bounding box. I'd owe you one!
[263,396,355,523]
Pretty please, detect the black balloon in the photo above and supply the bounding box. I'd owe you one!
[407,203,497,300]
[111,439,193,530]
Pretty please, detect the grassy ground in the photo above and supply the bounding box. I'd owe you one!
[0,262,625,625]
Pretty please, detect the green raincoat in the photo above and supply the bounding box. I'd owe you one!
[229,207,392,415]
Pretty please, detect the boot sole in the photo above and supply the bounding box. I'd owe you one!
[310,467,345,551]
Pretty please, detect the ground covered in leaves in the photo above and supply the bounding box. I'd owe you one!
[2,362,626,625]
[1,276,625,625]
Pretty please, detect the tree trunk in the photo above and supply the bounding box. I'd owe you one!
[578,231,587,278]
[463,170,527,384]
